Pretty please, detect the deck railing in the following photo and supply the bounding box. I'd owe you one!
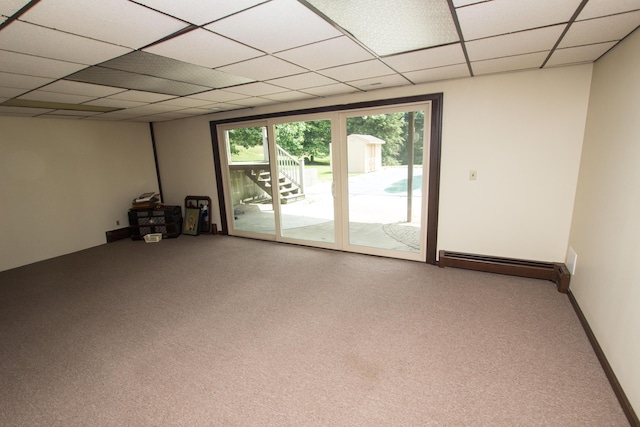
[276,145,304,193]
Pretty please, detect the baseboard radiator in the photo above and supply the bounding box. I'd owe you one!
[105,227,132,243]
[438,250,570,293]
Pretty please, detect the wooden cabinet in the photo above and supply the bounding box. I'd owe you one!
[128,206,182,240]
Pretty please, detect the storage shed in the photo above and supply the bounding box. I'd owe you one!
[347,134,386,173]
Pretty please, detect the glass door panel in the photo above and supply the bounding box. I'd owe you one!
[224,125,276,236]
[274,119,335,245]
[344,108,428,258]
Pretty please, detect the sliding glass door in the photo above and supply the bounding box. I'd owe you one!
[217,101,431,261]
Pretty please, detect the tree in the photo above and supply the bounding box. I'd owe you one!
[227,126,263,155]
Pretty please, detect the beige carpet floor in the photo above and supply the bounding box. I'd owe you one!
[0,235,629,426]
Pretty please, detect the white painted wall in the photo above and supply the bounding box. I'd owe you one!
[151,118,220,226]
[153,65,592,263]
[567,29,640,415]
[0,117,158,272]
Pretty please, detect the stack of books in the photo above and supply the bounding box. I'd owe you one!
[131,192,160,210]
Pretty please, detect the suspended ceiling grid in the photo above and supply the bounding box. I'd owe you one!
[0,0,638,122]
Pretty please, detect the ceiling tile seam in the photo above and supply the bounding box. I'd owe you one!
[593,27,640,63]
[471,50,553,64]
[0,0,40,32]
[14,18,136,53]
[464,22,570,44]
[380,41,463,60]
[264,75,342,91]
[296,0,385,60]
[270,35,344,55]
[541,0,589,68]
[446,0,473,77]
[0,47,88,68]
[139,24,199,50]
[576,9,640,23]
[397,60,469,75]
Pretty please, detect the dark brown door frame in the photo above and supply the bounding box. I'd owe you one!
[209,93,443,264]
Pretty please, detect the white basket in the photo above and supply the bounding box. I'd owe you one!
[143,233,163,243]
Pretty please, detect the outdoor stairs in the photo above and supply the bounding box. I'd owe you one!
[246,169,305,204]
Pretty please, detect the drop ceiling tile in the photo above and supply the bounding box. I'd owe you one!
[347,74,411,91]
[559,11,640,48]
[0,106,53,116]
[275,37,374,71]
[0,0,29,17]
[266,73,337,90]
[186,89,249,103]
[0,50,88,79]
[132,0,265,25]
[38,81,127,97]
[383,44,466,72]
[99,51,254,89]
[260,91,317,102]
[301,83,361,97]
[0,87,28,98]
[216,56,307,81]
[230,97,276,107]
[83,98,147,109]
[319,60,396,81]
[307,0,459,55]
[19,0,188,49]
[403,63,470,84]
[154,98,214,108]
[225,82,289,96]
[466,25,565,61]
[18,90,98,104]
[578,0,640,20]
[207,0,341,53]
[65,67,212,96]
[0,21,131,65]
[457,0,578,40]
[108,90,176,103]
[546,42,617,67]
[144,28,263,69]
[472,51,548,75]
[43,109,103,117]
[0,72,53,90]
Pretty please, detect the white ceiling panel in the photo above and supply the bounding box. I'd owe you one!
[144,29,263,69]
[302,83,361,97]
[383,44,466,73]
[0,72,52,89]
[466,25,565,62]
[225,82,289,97]
[38,81,127,98]
[457,0,580,40]
[307,0,459,55]
[266,73,337,90]
[0,21,131,65]
[154,97,214,108]
[453,0,489,6]
[217,56,307,82]
[207,0,341,53]
[0,50,87,78]
[546,42,617,67]
[0,105,53,116]
[18,90,98,104]
[275,37,374,71]
[132,0,266,26]
[82,98,147,109]
[559,11,640,48]
[186,90,249,103]
[319,60,395,81]
[229,97,275,107]
[471,51,549,76]
[348,74,411,91]
[0,0,29,17]
[18,0,188,49]
[108,90,176,103]
[578,0,640,20]
[261,91,317,102]
[404,63,471,84]
[0,87,29,98]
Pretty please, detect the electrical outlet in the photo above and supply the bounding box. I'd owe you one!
[469,170,477,180]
